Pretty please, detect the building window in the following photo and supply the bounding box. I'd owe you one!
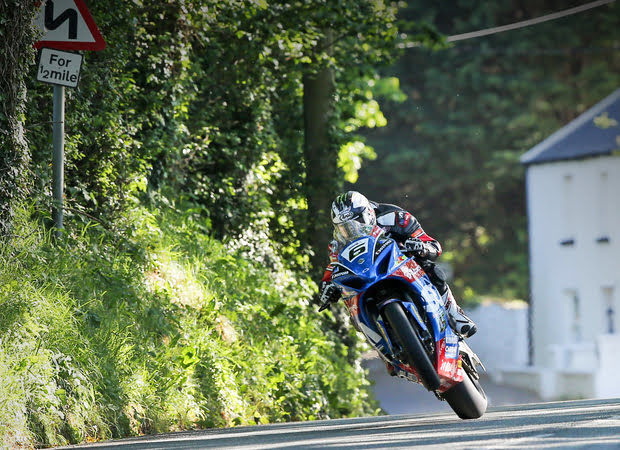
[565,289,581,342]
[603,286,615,334]
[597,172,610,244]
[561,174,575,246]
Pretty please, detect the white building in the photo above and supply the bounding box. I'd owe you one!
[497,88,620,400]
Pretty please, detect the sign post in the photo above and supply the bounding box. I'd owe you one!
[52,85,65,233]
[34,0,105,236]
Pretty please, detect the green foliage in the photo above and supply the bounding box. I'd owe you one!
[22,0,401,267]
[0,1,38,234]
[357,0,620,301]
[0,203,378,447]
[338,76,407,183]
[0,2,438,446]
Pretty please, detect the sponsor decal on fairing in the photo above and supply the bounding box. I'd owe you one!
[394,261,425,282]
[445,333,459,359]
[436,338,464,384]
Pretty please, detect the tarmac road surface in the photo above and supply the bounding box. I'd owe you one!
[361,353,542,415]
[57,398,620,449]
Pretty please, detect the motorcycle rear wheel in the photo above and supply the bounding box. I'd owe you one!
[383,302,441,391]
[442,362,487,419]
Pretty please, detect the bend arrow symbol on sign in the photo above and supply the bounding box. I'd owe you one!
[34,0,106,51]
[45,1,78,40]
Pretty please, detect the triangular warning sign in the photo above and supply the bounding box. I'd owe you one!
[34,0,106,51]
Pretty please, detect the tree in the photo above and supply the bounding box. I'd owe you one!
[22,1,403,273]
[0,2,38,234]
[303,33,339,271]
[357,0,620,300]
[293,1,402,272]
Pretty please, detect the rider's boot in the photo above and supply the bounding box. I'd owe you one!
[442,287,477,338]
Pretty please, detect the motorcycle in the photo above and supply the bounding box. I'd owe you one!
[319,220,487,419]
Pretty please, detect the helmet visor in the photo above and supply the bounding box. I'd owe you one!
[334,219,375,243]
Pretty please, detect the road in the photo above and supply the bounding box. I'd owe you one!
[361,354,542,415]
[58,398,620,449]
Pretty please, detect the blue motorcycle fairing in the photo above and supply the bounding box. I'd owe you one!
[332,234,457,371]
[331,235,406,292]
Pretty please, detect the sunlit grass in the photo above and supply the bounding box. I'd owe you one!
[0,202,378,447]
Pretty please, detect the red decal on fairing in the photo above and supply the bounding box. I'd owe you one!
[435,338,464,393]
[392,260,425,282]
[399,362,421,380]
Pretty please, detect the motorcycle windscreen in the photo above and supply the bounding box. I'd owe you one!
[333,219,375,244]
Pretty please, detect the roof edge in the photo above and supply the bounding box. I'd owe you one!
[522,149,615,167]
[520,88,620,165]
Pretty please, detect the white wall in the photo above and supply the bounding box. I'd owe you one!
[499,333,620,400]
[526,156,620,368]
[595,334,620,398]
[467,300,529,373]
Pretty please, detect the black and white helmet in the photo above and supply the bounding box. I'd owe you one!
[331,191,376,226]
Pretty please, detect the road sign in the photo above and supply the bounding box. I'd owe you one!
[37,48,83,88]
[34,0,106,51]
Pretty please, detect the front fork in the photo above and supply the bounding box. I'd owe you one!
[374,299,435,373]
[377,298,435,355]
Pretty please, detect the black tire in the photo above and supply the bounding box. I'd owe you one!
[383,302,441,391]
[442,364,488,419]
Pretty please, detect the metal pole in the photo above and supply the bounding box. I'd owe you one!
[52,84,65,237]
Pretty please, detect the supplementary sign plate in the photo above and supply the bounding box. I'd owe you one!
[37,48,83,88]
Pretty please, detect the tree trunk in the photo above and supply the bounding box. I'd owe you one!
[303,34,340,275]
[0,2,37,235]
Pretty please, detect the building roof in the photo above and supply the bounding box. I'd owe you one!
[520,88,620,166]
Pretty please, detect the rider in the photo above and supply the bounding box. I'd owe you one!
[318,191,477,341]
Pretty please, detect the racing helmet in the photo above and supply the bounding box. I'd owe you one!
[331,191,376,226]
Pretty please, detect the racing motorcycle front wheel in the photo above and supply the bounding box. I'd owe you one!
[382,301,441,391]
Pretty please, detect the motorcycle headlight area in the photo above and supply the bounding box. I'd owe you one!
[332,265,369,291]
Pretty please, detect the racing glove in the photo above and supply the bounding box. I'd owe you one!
[404,238,428,257]
[318,281,342,311]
